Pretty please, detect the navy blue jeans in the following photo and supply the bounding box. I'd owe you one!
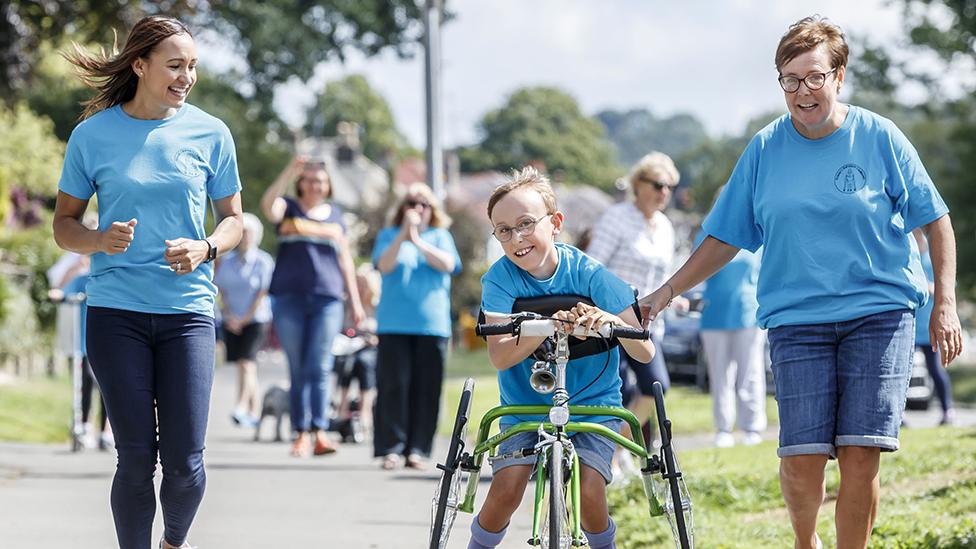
[271,293,344,432]
[86,306,215,549]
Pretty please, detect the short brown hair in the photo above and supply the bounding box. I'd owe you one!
[487,166,557,220]
[775,16,848,72]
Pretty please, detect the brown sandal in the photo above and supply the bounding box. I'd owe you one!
[313,436,337,456]
[290,435,311,457]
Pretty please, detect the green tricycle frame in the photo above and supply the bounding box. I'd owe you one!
[428,313,694,549]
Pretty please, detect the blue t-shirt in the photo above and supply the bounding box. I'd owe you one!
[58,104,242,317]
[213,248,275,324]
[372,226,461,338]
[481,243,633,427]
[269,197,346,299]
[915,251,935,345]
[702,106,948,328]
[62,274,89,356]
[694,231,761,330]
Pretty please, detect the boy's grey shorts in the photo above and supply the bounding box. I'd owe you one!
[490,420,623,484]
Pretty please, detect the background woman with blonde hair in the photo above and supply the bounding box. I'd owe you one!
[372,182,461,470]
[586,151,683,455]
[52,15,244,549]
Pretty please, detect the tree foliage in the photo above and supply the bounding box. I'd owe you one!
[0,103,65,222]
[306,74,411,165]
[2,1,429,112]
[458,87,622,189]
[859,0,976,298]
[596,108,708,167]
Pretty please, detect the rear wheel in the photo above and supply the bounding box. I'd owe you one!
[429,378,475,549]
[653,381,695,549]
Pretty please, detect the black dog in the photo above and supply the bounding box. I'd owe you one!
[254,385,289,442]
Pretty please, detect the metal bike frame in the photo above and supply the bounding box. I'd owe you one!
[455,330,665,545]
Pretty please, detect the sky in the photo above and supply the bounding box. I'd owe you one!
[264,1,918,148]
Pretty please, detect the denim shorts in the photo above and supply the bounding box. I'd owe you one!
[490,420,621,483]
[768,309,915,458]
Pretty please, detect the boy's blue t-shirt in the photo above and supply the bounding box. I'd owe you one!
[694,231,761,330]
[702,106,947,329]
[372,226,461,338]
[481,243,634,427]
[58,104,242,317]
[915,251,935,345]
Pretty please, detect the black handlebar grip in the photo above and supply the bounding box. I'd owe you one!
[475,322,515,337]
[611,326,650,340]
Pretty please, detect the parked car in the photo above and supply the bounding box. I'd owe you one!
[905,347,935,410]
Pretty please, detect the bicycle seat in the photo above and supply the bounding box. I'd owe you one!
[478,293,642,360]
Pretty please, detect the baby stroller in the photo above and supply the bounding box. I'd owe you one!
[330,328,378,443]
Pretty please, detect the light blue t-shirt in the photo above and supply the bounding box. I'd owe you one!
[481,243,633,427]
[702,106,947,328]
[915,251,935,345]
[213,248,275,324]
[694,231,761,330]
[372,226,462,338]
[58,104,242,317]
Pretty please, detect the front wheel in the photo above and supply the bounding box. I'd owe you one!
[429,378,475,549]
[539,440,572,549]
[653,381,695,549]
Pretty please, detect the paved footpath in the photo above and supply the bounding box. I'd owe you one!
[1,350,972,548]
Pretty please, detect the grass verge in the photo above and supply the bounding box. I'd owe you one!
[609,426,976,548]
[0,372,72,443]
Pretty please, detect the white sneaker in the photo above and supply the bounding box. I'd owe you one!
[742,431,763,446]
[159,539,196,549]
[714,432,735,448]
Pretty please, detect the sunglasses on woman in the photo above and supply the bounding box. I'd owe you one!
[405,199,431,210]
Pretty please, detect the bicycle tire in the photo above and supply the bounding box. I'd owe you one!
[429,377,475,549]
[653,381,694,549]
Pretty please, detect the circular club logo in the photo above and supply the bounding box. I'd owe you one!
[175,148,204,178]
[833,163,866,194]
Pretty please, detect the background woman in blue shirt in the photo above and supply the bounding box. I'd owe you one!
[640,16,962,549]
[214,212,275,428]
[372,183,461,470]
[261,156,364,458]
[53,16,244,549]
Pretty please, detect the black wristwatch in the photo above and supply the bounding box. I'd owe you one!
[203,238,217,263]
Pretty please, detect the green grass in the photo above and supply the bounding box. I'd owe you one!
[439,347,779,437]
[0,372,72,443]
[949,360,976,405]
[609,427,976,548]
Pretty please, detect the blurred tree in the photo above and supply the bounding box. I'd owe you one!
[458,87,622,189]
[189,69,291,232]
[596,109,708,167]
[0,103,65,224]
[852,0,976,297]
[2,1,430,113]
[677,111,781,213]
[306,74,412,165]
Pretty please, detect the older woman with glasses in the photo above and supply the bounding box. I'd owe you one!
[372,183,461,470]
[586,151,682,456]
[640,16,961,549]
